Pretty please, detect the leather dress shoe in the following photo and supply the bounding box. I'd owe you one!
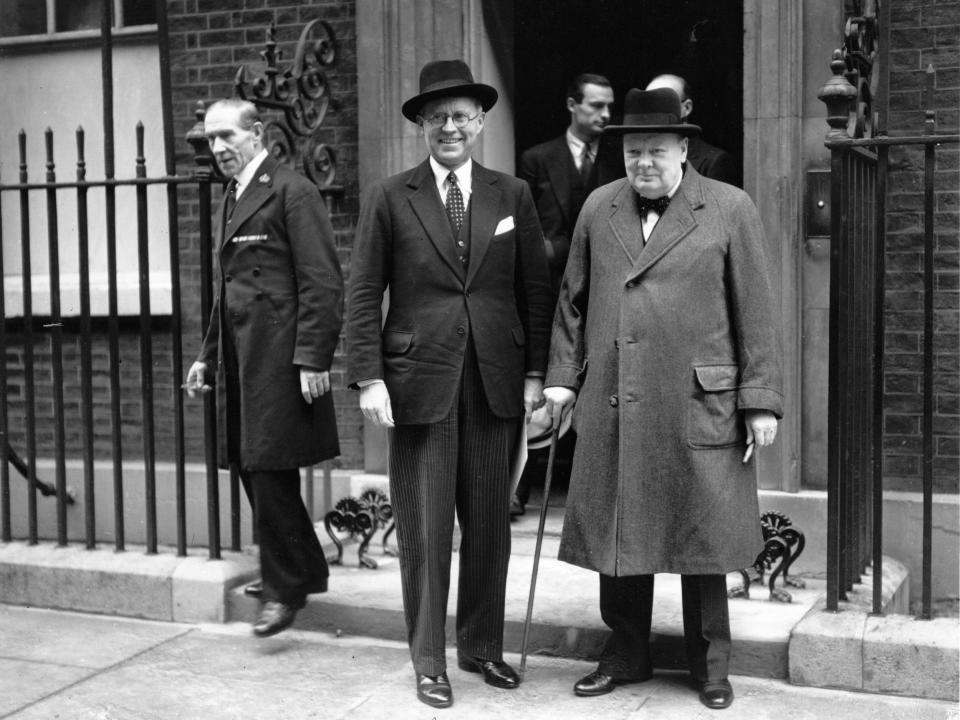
[416,672,453,708]
[574,669,651,697]
[457,655,520,689]
[698,679,734,709]
[243,580,263,598]
[252,601,297,638]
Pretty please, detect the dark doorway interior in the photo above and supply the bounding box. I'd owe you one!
[512,0,743,173]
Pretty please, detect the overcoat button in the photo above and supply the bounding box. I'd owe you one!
[457,326,466,336]
[626,281,635,289]
[225,275,233,282]
[252,267,261,277]
[609,395,618,407]
[255,292,263,300]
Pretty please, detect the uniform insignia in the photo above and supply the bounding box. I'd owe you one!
[258,173,270,184]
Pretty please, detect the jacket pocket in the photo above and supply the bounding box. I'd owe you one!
[511,324,526,347]
[687,364,741,449]
[382,330,414,356]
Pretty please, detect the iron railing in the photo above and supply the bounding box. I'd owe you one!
[820,51,959,617]
[0,3,339,561]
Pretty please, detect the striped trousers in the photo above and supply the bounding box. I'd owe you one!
[389,343,519,676]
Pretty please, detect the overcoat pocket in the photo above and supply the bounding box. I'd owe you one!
[687,364,741,449]
[383,330,414,355]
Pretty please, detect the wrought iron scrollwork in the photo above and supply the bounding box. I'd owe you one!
[324,488,397,569]
[728,511,806,603]
[234,20,342,195]
[841,0,880,138]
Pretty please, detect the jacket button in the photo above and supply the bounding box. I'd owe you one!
[457,326,466,336]
[252,267,261,277]
[255,292,263,300]
[225,275,233,282]
[609,395,618,407]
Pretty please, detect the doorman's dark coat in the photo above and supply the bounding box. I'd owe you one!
[198,155,342,471]
[545,167,783,576]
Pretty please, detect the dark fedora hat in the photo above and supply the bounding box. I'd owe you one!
[401,59,498,122]
[604,87,701,136]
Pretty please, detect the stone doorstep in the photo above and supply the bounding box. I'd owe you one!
[788,559,960,703]
[0,541,258,624]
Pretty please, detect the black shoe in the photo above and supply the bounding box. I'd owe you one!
[509,495,526,518]
[457,655,520,689]
[252,601,297,638]
[574,669,651,697]
[698,679,734,709]
[243,580,263,598]
[416,672,453,708]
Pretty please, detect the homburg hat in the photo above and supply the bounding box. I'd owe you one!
[604,87,701,136]
[401,59,498,122]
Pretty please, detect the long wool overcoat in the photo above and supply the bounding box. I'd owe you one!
[545,167,783,576]
[198,155,343,471]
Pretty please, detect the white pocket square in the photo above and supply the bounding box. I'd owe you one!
[494,216,515,235]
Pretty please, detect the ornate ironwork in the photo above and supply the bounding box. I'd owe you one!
[234,20,342,195]
[324,488,396,569]
[840,0,880,138]
[729,511,806,603]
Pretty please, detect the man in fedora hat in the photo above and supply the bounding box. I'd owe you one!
[346,59,553,709]
[543,87,783,710]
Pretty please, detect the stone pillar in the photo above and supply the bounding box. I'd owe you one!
[743,0,804,491]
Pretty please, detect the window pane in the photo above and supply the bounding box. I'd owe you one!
[55,0,101,32]
[122,0,155,26]
[0,0,47,37]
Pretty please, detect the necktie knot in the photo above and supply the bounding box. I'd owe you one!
[636,194,670,218]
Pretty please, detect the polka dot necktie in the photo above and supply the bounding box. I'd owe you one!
[445,172,464,232]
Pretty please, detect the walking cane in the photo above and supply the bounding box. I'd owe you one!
[519,411,561,678]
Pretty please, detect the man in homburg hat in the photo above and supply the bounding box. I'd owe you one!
[185,98,343,638]
[346,60,553,708]
[543,87,783,710]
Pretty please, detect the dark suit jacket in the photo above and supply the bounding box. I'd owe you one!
[198,154,343,470]
[686,136,740,187]
[518,135,595,287]
[346,159,553,425]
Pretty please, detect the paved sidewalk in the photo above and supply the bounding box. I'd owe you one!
[2,604,957,720]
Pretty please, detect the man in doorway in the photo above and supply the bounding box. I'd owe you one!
[645,73,741,186]
[543,88,783,710]
[513,73,615,517]
[346,60,553,709]
[185,98,343,639]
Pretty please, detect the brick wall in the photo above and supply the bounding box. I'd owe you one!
[885,0,959,491]
[4,0,362,471]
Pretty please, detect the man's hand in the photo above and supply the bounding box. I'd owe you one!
[183,361,211,398]
[359,381,394,428]
[300,368,331,404]
[543,386,577,426]
[743,410,778,463]
[523,377,545,423]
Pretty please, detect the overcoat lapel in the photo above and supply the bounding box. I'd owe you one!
[628,169,704,282]
[406,160,465,280]
[219,155,279,251]
[464,163,501,288]
[607,181,646,264]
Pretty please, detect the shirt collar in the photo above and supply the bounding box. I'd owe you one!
[566,129,598,157]
[234,149,269,197]
[429,156,472,194]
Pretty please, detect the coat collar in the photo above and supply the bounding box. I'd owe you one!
[406,158,501,285]
[608,166,705,280]
[218,154,280,249]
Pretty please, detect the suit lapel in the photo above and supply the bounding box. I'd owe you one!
[628,168,703,281]
[464,163,500,288]
[407,160,465,280]
[544,137,574,227]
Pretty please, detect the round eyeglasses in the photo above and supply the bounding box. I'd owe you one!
[418,111,483,129]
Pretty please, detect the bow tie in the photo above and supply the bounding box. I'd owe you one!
[636,194,670,218]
